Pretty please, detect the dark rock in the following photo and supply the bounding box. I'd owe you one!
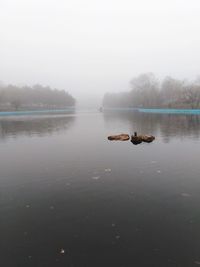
[131,137,143,145]
[131,134,155,145]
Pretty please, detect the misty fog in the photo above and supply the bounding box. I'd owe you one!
[2,1,200,266]
[1,0,200,106]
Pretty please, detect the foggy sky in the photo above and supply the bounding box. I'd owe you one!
[1,0,200,106]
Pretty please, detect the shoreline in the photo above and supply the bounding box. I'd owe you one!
[0,108,75,116]
[102,107,200,115]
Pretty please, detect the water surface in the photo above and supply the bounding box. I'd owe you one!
[1,111,200,267]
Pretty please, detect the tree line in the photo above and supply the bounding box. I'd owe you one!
[0,83,75,110]
[103,73,200,109]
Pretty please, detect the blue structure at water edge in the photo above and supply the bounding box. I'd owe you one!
[102,107,200,115]
[138,108,200,115]
[0,108,75,116]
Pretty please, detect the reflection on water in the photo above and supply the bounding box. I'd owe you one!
[103,110,200,142]
[0,114,75,140]
[1,112,200,267]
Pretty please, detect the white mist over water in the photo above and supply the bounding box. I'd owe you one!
[1,0,200,106]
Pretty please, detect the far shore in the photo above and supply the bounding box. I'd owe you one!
[102,107,200,115]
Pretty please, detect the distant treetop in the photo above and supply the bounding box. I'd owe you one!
[0,83,76,111]
[103,73,200,109]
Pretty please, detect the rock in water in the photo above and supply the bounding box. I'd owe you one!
[141,135,155,143]
[131,134,155,144]
[131,136,143,145]
[108,134,130,141]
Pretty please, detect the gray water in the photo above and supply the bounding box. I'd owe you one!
[1,111,200,267]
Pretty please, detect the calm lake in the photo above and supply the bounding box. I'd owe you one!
[1,110,200,267]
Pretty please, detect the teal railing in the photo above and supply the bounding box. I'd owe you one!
[0,108,75,116]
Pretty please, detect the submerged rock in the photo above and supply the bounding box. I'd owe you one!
[108,134,130,141]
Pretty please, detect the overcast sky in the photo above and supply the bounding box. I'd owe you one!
[1,0,200,104]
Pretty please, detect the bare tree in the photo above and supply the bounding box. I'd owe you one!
[161,76,184,106]
[182,85,200,109]
[130,73,160,108]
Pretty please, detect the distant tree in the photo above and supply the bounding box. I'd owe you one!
[0,83,75,110]
[11,99,21,110]
[130,73,160,108]
[182,85,200,109]
[130,73,158,91]
[161,76,184,106]
[103,73,200,109]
